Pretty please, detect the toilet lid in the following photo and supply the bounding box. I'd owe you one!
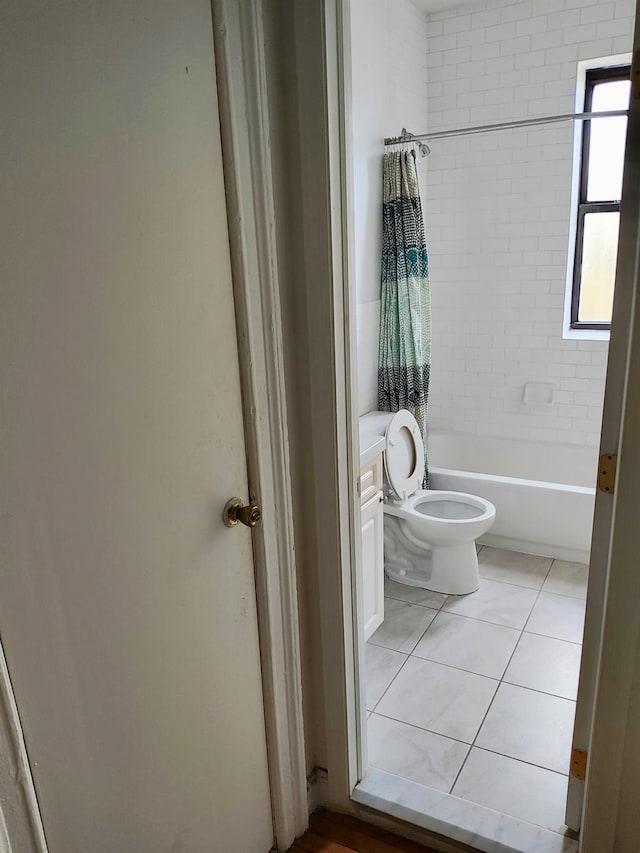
[384,410,424,499]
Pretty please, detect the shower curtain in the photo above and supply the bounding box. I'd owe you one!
[378,148,431,487]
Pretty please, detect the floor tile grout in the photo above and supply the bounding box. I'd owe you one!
[369,625,582,661]
[499,676,577,703]
[454,558,552,793]
[522,627,583,645]
[418,653,502,683]
[369,648,412,715]
[371,604,583,665]
[406,629,581,689]
[386,574,587,608]
[372,697,574,780]
[370,599,442,656]
[475,579,586,601]
[384,593,580,636]
[450,612,528,793]
[383,592,448,611]
[370,709,471,747]
[371,704,477,750]
[450,558,575,792]
[423,607,527,632]
[522,575,548,635]
[466,743,571,778]
[368,548,587,833]
[532,588,587,601]
[478,554,588,598]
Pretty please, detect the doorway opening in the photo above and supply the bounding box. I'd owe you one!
[345,0,635,850]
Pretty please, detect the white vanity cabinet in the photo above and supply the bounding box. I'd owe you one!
[360,452,385,640]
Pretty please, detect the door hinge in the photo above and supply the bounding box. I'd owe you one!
[356,476,361,498]
[598,453,617,494]
[571,748,588,780]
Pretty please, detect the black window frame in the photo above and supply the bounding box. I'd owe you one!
[571,64,630,331]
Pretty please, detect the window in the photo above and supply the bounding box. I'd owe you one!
[570,65,631,331]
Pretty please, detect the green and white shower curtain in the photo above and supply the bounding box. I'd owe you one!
[378,149,431,487]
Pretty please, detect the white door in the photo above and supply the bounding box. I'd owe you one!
[0,2,273,852]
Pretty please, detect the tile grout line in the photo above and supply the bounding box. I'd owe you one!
[370,708,470,748]
[435,596,552,633]
[370,599,442,657]
[383,591,449,611]
[521,567,552,635]
[499,677,578,703]
[371,553,585,809]
[476,580,586,601]
[407,652,502,683]
[368,583,452,713]
[450,558,572,792]
[386,566,587,610]
[369,648,412,715]
[374,595,584,669]
[521,628,582,646]
[379,578,453,654]
[375,569,584,685]
[477,553,552,589]
[448,564,554,796]
[403,646,578,700]
[370,572,465,715]
[462,743,572,779]
[372,702,573,781]
[478,553,588,599]
[448,629,522,795]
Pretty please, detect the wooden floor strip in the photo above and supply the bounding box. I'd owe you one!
[288,811,439,853]
[289,829,354,851]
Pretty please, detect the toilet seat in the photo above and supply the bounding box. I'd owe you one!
[414,493,487,521]
[384,410,424,499]
[384,489,495,530]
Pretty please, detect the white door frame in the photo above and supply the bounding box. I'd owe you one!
[294,1,640,850]
[0,641,47,852]
[211,2,308,849]
[565,10,640,834]
[288,0,363,812]
[577,14,640,850]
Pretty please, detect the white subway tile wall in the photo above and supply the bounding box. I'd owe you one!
[425,0,634,446]
[351,0,429,414]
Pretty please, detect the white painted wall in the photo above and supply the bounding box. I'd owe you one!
[424,0,635,446]
[350,0,429,415]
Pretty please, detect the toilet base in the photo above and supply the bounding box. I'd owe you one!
[384,515,480,595]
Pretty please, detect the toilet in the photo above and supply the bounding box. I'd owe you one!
[361,410,496,595]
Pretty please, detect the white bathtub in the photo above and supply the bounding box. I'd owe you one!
[429,432,597,564]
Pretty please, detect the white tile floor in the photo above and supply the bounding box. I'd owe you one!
[365,545,588,836]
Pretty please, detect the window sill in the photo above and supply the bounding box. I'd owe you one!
[563,327,610,342]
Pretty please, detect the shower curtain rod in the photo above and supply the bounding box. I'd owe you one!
[384,109,629,146]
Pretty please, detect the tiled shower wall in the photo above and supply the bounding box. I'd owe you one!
[425,0,634,445]
[351,0,429,414]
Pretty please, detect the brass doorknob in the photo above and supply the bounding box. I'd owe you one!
[223,497,262,528]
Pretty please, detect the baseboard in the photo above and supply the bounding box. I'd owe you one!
[479,534,589,565]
